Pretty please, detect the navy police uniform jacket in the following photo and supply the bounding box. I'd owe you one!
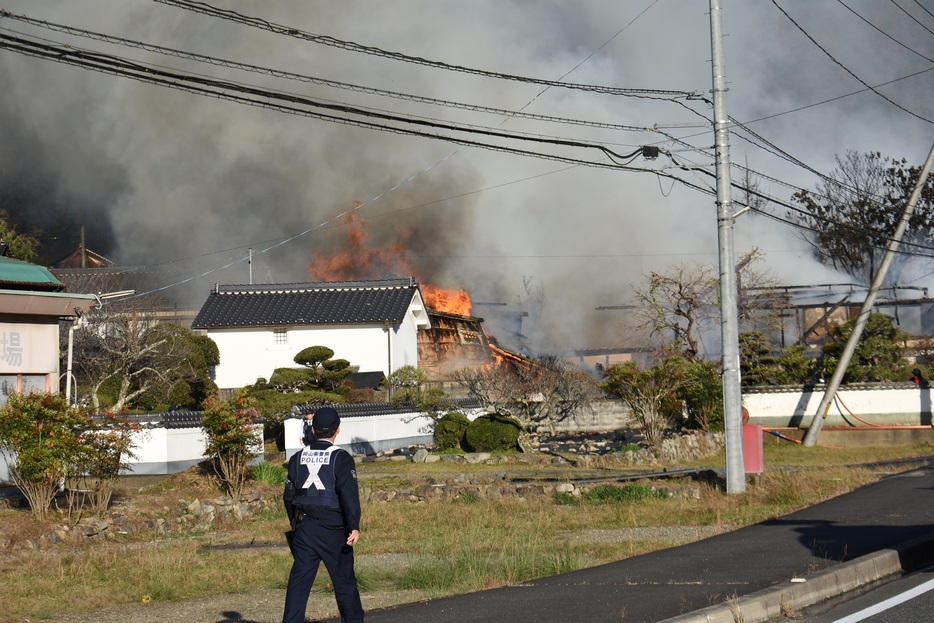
[284,439,360,531]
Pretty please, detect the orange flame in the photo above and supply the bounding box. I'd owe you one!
[309,210,411,281]
[421,284,472,316]
[308,206,471,316]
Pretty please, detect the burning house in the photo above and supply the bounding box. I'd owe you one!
[418,308,530,378]
[300,211,533,379]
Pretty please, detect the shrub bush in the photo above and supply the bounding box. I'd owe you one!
[434,412,471,450]
[464,415,520,453]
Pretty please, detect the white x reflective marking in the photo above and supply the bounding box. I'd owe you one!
[300,445,340,490]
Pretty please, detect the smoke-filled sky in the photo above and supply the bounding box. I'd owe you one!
[2,1,934,352]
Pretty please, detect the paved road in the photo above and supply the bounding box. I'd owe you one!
[799,567,934,623]
[356,468,934,623]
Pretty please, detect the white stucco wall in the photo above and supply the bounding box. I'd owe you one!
[210,322,421,390]
[744,385,933,427]
[284,410,483,458]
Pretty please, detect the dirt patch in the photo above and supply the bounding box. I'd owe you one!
[33,587,429,623]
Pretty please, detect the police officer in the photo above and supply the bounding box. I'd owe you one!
[282,407,364,623]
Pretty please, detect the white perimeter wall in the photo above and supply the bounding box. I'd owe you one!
[125,427,211,475]
[284,409,485,459]
[210,323,420,390]
[744,386,933,428]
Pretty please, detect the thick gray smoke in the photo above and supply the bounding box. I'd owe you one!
[2,1,933,353]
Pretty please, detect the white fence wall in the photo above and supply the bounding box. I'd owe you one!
[284,410,461,459]
[744,385,932,428]
[125,427,214,476]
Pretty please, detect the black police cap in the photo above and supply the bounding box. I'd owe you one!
[312,407,340,434]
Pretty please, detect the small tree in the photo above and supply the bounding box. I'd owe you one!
[0,393,87,518]
[201,391,262,499]
[624,252,781,360]
[76,411,140,515]
[739,331,785,387]
[293,346,335,382]
[677,359,724,432]
[320,358,352,388]
[602,359,685,446]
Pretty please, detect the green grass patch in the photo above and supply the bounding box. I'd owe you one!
[251,461,288,486]
[583,483,661,503]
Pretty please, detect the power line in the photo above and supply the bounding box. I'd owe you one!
[771,0,934,125]
[836,0,934,63]
[913,0,934,22]
[153,0,699,100]
[0,31,653,165]
[740,65,934,124]
[661,148,934,257]
[0,11,657,135]
[890,0,934,38]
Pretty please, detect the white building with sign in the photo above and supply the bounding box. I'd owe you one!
[0,256,96,403]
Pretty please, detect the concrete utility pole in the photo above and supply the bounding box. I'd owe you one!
[709,0,745,493]
[803,141,934,446]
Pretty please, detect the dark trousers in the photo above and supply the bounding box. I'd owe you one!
[282,516,364,623]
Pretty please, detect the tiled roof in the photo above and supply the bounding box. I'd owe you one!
[346,371,386,390]
[192,278,421,329]
[0,256,65,292]
[291,398,481,419]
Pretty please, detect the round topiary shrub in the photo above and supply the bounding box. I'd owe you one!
[434,412,471,451]
[464,415,521,453]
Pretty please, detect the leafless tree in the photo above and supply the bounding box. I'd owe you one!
[623,250,782,361]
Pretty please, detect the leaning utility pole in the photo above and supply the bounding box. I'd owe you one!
[803,141,934,446]
[709,0,745,493]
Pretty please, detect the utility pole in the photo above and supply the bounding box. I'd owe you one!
[709,0,745,493]
[803,141,934,446]
[249,247,253,285]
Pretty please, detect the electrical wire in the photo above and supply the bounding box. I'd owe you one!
[770,0,934,125]
[0,11,656,135]
[661,148,934,258]
[836,0,934,63]
[647,122,934,259]
[913,0,934,22]
[890,0,934,38]
[740,65,934,125]
[0,31,652,164]
[152,0,698,100]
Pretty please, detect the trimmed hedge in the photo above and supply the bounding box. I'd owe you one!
[464,415,520,453]
[434,412,471,451]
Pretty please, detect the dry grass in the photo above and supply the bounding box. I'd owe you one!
[0,441,928,622]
